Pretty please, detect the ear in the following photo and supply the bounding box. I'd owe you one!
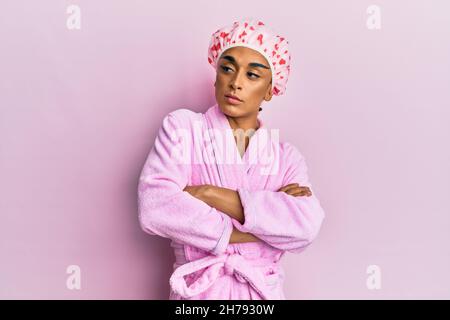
[264,81,273,101]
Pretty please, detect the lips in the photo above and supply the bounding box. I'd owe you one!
[224,94,242,102]
[224,95,243,105]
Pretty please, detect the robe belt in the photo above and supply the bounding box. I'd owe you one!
[169,249,279,300]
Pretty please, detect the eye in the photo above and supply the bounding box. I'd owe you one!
[247,72,260,79]
[220,65,260,79]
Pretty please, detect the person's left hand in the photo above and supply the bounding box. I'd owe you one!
[278,183,312,197]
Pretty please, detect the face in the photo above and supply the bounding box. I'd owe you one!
[214,46,273,119]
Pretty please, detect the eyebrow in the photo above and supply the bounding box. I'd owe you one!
[220,55,270,70]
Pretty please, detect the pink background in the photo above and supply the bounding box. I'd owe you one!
[1,0,449,299]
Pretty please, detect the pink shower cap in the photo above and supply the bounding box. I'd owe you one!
[207,18,291,96]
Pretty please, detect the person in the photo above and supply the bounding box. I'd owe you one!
[137,18,325,300]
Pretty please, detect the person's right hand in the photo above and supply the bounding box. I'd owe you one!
[277,183,312,197]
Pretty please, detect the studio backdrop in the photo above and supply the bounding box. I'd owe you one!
[1,0,449,299]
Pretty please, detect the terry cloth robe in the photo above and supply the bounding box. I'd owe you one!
[137,103,325,300]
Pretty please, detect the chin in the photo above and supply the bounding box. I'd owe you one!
[218,102,243,117]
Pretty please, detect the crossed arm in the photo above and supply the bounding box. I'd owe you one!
[183,183,312,243]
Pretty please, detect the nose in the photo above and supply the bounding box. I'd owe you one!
[229,70,244,91]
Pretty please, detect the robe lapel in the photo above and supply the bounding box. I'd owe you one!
[203,103,275,191]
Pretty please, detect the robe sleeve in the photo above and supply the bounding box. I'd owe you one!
[137,110,233,255]
[234,143,325,253]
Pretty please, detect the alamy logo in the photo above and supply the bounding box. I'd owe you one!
[66,5,81,30]
[366,5,381,30]
[66,265,81,290]
[168,120,280,175]
[366,265,382,290]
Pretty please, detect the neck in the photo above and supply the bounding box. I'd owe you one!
[226,114,260,132]
[226,114,260,157]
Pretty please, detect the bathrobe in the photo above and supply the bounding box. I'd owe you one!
[137,103,325,299]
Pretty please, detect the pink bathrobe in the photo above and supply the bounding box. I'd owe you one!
[137,103,325,299]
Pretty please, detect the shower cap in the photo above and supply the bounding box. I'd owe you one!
[207,18,291,96]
